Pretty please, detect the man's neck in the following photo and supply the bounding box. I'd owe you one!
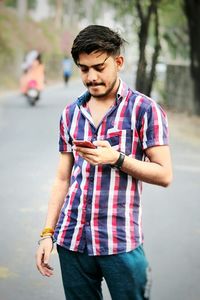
[87,97,115,128]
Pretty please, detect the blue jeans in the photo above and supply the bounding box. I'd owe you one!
[57,244,151,300]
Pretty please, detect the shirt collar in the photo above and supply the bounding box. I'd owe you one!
[116,79,129,104]
[77,91,90,107]
[77,79,129,107]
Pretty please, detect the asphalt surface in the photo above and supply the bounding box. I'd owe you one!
[0,78,200,300]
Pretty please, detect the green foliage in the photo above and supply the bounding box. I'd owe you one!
[4,0,16,7]
[159,0,189,59]
[4,0,37,9]
[0,8,21,59]
[103,0,189,60]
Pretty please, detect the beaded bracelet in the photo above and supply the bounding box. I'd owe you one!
[40,227,54,237]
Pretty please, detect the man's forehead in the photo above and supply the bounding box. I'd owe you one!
[77,51,108,65]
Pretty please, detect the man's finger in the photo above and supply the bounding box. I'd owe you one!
[43,263,54,271]
[93,140,110,147]
[44,251,50,265]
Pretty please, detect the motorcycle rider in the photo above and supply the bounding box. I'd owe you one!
[20,50,45,98]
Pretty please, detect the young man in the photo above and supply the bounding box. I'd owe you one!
[36,25,172,300]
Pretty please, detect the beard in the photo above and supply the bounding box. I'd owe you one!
[86,77,118,99]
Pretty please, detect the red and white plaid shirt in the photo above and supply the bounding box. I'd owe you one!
[54,80,169,256]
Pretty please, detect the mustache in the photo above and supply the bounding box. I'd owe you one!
[86,82,105,87]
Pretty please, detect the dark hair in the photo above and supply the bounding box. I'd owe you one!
[71,25,126,64]
[36,53,42,64]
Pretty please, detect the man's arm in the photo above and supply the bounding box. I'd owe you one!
[36,152,74,276]
[121,145,172,187]
[74,141,172,187]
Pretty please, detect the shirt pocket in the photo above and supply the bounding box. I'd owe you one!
[106,128,133,155]
[106,128,121,151]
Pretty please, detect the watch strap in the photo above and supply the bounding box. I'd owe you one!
[112,152,125,169]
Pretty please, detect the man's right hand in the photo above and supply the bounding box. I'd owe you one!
[36,238,54,277]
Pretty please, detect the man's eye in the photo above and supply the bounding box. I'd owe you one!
[79,65,105,73]
[94,66,104,72]
[80,67,89,73]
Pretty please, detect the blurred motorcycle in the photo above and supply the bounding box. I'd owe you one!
[26,80,40,106]
[20,50,45,106]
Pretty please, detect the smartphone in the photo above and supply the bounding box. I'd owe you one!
[73,140,96,149]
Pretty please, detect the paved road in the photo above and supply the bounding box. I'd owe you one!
[0,79,200,300]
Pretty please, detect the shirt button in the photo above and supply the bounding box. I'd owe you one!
[86,222,90,226]
[89,176,93,182]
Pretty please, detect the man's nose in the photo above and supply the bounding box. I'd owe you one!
[87,68,98,81]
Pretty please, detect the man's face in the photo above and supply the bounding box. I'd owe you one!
[77,51,124,99]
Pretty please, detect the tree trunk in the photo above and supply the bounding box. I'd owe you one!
[55,0,63,29]
[184,0,200,114]
[146,4,160,96]
[17,0,27,19]
[135,0,160,97]
[135,20,148,94]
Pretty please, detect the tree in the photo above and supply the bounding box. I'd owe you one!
[17,0,27,19]
[159,0,189,60]
[4,0,37,19]
[5,0,36,9]
[183,0,200,114]
[104,0,161,96]
[135,0,161,96]
[54,0,63,29]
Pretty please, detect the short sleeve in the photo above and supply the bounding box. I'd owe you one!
[59,108,73,152]
[140,102,169,150]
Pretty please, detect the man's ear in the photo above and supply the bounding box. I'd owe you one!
[115,55,124,71]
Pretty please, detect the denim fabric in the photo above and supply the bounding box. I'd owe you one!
[57,244,151,300]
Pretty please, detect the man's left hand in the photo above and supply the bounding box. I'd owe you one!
[74,140,119,166]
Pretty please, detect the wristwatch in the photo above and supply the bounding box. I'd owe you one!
[112,152,125,170]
